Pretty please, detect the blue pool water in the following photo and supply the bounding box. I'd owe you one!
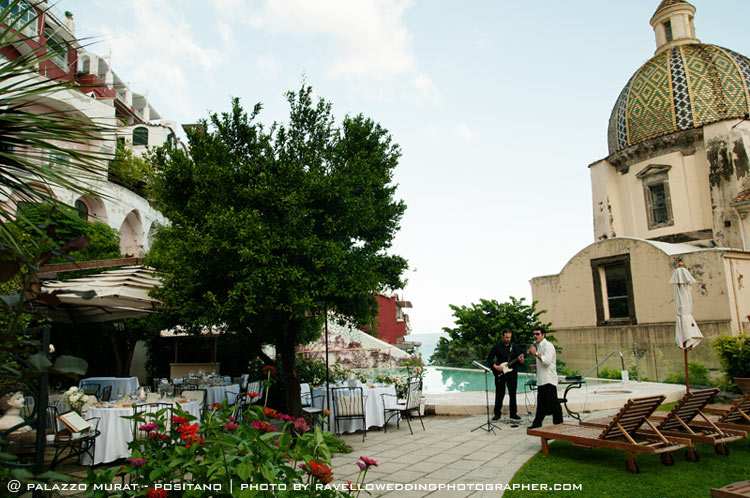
[423,366,537,393]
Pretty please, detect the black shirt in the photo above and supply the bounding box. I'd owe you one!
[487,341,523,377]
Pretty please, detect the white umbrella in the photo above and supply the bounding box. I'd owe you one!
[669,262,703,392]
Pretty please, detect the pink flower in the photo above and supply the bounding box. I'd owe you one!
[356,461,366,470]
[138,423,158,432]
[224,422,239,431]
[130,457,147,468]
[278,413,295,422]
[359,456,378,467]
[294,417,310,433]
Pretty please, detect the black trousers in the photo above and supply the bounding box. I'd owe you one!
[494,374,518,417]
[532,383,563,426]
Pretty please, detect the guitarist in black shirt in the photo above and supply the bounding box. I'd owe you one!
[487,329,524,421]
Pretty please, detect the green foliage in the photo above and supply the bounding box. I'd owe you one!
[430,297,550,368]
[14,204,120,263]
[663,361,714,387]
[712,334,750,392]
[295,356,358,386]
[596,366,622,379]
[557,364,581,377]
[108,142,154,198]
[146,86,408,415]
[85,403,367,496]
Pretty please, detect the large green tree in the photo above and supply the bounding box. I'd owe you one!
[430,297,550,367]
[147,86,407,415]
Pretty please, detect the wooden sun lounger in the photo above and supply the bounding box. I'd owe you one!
[582,388,745,458]
[701,393,750,421]
[527,395,691,473]
[711,481,750,498]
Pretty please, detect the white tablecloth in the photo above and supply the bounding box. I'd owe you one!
[82,400,200,465]
[79,377,140,399]
[200,384,240,406]
[312,385,396,433]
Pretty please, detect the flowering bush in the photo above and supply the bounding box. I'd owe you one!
[401,354,425,384]
[84,402,370,497]
[61,386,91,414]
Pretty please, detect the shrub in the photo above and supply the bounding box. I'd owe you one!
[596,367,622,379]
[663,361,714,386]
[712,334,750,392]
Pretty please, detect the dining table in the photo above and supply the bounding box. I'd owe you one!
[202,383,240,406]
[81,399,200,465]
[78,377,140,399]
[311,384,397,433]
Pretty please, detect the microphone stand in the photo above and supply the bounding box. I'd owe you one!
[471,361,501,434]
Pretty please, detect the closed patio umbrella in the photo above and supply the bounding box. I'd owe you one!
[670,262,704,392]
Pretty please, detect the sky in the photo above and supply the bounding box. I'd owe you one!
[68,0,750,336]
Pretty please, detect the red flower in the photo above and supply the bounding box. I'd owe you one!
[212,403,222,411]
[252,420,277,433]
[224,422,239,431]
[263,407,280,419]
[262,365,277,375]
[146,489,167,498]
[306,461,334,484]
[177,423,201,447]
[184,435,205,448]
[294,417,310,433]
[278,413,295,421]
[171,415,189,425]
[247,392,261,398]
[149,432,169,441]
[359,456,378,467]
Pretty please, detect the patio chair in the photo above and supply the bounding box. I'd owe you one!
[527,395,691,473]
[688,394,750,434]
[300,383,324,425]
[239,373,250,392]
[583,388,745,458]
[703,393,750,419]
[100,385,112,402]
[180,389,207,417]
[80,383,100,397]
[381,378,425,435]
[132,403,173,440]
[332,387,368,442]
[80,416,101,465]
[711,481,750,498]
[247,380,264,404]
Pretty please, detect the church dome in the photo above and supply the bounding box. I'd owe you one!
[608,43,750,154]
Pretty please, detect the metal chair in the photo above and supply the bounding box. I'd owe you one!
[180,389,207,417]
[132,403,173,440]
[80,383,100,397]
[80,416,101,465]
[381,378,425,435]
[332,387,367,442]
[100,385,112,402]
[300,383,324,426]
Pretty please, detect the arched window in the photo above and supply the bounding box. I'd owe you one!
[167,132,176,148]
[80,55,90,74]
[132,126,148,146]
[74,199,88,220]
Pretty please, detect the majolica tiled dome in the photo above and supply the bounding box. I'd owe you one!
[608,44,750,154]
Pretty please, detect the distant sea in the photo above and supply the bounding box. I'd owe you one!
[411,332,449,364]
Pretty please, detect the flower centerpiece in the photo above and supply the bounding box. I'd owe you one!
[62,387,90,415]
[401,354,425,383]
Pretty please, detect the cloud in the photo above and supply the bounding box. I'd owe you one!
[216,20,237,51]
[217,0,415,79]
[98,0,225,116]
[256,55,280,77]
[410,74,440,103]
[453,123,477,140]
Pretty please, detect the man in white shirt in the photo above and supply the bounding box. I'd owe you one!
[527,328,562,429]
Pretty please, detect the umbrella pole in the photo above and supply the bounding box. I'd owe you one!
[684,348,690,393]
[324,303,330,412]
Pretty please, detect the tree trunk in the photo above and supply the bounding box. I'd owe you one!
[278,324,302,417]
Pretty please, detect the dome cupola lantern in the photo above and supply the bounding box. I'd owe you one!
[650,0,699,55]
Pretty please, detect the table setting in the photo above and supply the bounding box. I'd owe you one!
[311,380,397,433]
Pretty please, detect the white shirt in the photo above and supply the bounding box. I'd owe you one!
[535,338,558,386]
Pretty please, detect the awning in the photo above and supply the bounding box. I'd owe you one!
[40,265,162,323]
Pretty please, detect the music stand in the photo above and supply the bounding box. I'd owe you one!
[471,361,501,434]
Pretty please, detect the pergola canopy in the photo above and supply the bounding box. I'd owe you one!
[41,265,162,323]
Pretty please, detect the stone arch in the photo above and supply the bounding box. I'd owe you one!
[79,55,90,74]
[119,209,144,257]
[4,183,57,217]
[73,195,107,224]
[146,220,164,249]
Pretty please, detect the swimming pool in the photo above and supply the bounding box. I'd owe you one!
[423,366,537,393]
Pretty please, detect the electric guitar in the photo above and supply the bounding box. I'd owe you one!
[493,346,532,378]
